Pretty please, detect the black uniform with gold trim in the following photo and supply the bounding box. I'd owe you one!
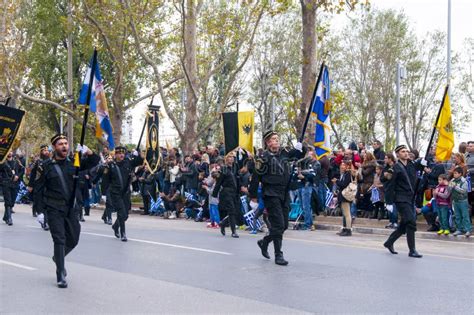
[0,153,23,225]
[35,134,100,288]
[249,131,305,265]
[101,146,143,241]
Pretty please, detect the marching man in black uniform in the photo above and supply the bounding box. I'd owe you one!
[383,144,423,258]
[101,146,143,242]
[28,144,51,230]
[212,151,240,238]
[1,151,24,226]
[35,134,100,288]
[249,130,305,266]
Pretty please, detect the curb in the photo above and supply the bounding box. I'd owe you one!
[313,223,473,243]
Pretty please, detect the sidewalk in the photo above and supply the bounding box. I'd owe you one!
[312,215,473,243]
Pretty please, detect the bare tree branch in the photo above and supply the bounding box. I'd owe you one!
[122,0,184,139]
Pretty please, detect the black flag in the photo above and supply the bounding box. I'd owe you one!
[145,110,161,174]
[0,105,25,163]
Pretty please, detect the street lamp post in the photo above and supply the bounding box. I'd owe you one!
[395,63,407,146]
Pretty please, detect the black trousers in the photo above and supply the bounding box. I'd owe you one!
[2,185,16,221]
[219,191,239,233]
[385,201,417,251]
[111,192,130,234]
[47,207,81,251]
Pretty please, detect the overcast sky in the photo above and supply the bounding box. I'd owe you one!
[128,0,473,146]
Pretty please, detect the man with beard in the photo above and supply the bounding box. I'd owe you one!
[28,144,51,230]
[101,146,143,242]
[1,151,24,225]
[249,131,305,266]
[34,134,100,288]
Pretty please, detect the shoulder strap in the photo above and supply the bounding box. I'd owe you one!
[397,162,414,193]
[53,164,71,201]
[113,164,125,191]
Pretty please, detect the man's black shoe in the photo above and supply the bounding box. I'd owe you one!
[257,240,270,259]
[383,242,398,254]
[112,223,120,238]
[408,250,423,258]
[220,224,225,236]
[427,225,439,232]
[121,234,128,242]
[275,253,288,266]
[231,233,239,238]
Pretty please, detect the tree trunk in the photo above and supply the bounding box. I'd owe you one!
[299,0,317,139]
[181,0,199,155]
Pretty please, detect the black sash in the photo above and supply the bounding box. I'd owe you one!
[53,164,71,202]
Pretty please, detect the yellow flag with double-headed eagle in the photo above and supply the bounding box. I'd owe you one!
[435,90,454,161]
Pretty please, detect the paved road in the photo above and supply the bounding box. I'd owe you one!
[1,203,473,314]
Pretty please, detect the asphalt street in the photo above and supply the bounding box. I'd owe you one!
[1,203,473,314]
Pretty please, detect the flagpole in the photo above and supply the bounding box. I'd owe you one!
[423,85,449,160]
[299,61,325,143]
[447,0,451,86]
[136,96,154,151]
[69,48,97,210]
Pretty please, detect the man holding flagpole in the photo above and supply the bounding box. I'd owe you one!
[34,135,99,288]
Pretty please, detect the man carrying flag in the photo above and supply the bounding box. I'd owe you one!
[34,134,99,288]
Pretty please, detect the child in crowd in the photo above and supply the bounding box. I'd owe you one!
[433,174,451,235]
[203,168,220,228]
[449,167,471,237]
[371,165,385,220]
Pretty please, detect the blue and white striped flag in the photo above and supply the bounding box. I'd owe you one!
[325,187,333,207]
[185,192,197,201]
[243,210,262,230]
[150,195,163,213]
[370,188,380,203]
[240,195,249,213]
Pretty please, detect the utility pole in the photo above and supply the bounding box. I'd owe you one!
[395,63,406,146]
[447,0,451,86]
[66,0,74,152]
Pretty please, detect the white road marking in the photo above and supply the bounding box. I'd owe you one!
[81,231,233,256]
[0,259,37,271]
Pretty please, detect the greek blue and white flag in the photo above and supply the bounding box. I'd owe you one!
[243,210,262,230]
[370,188,380,203]
[185,192,197,201]
[325,186,333,207]
[150,195,163,213]
[240,195,249,213]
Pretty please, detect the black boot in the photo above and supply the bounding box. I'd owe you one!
[112,220,120,238]
[383,241,398,254]
[6,207,13,226]
[229,215,238,238]
[102,211,107,224]
[408,250,423,258]
[79,211,85,222]
[53,244,68,288]
[257,238,270,259]
[406,229,422,258]
[273,238,288,266]
[219,217,228,236]
[84,207,90,216]
[120,221,127,242]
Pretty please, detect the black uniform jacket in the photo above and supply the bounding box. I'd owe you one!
[249,147,305,199]
[389,160,417,203]
[34,153,100,211]
[102,155,144,195]
[0,159,24,187]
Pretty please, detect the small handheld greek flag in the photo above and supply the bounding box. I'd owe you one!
[243,210,262,230]
[325,187,333,207]
[240,195,249,213]
[185,192,197,201]
[150,195,163,213]
[370,188,380,203]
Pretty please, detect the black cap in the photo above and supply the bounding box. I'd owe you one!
[51,134,67,145]
[263,130,278,142]
[394,144,407,153]
[115,146,127,153]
